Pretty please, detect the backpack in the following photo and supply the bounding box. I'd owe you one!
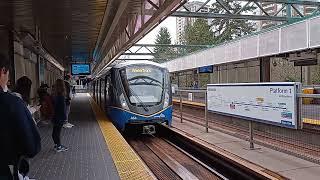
[40,95,54,120]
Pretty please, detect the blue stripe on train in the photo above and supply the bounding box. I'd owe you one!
[107,106,172,130]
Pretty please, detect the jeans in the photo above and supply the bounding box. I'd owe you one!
[52,124,63,146]
[64,104,71,124]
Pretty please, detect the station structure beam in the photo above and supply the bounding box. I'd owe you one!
[121,43,212,59]
[93,0,186,77]
[171,0,320,21]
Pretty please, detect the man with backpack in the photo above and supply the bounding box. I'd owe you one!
[0,54,41,179]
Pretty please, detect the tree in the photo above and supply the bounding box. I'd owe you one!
[154,27,175,62]
[184,18,214,52]
[211,1,256,44]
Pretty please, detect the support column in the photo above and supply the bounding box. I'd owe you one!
[304,66,311,85]
[260,57,270,82]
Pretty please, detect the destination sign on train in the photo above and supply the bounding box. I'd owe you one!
[131,68,151,73]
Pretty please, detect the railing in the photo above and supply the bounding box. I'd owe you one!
[175,89,209,132]
[173,89,320,164]
[297,93,320,129]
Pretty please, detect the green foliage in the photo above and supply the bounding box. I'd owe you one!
[312,69,320,84]
[154,27,175,62]
[211,1,256,44]
[285,76,298,82]
[184,19,214,52]
[181,1,256,53]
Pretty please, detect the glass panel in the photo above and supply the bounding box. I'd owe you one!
[120,65,164,106]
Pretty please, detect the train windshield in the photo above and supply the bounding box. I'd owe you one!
[120,66,164,106]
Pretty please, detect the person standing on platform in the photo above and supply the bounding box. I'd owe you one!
[0,54,41,179]
[52,79,69,152]
[38,84,53,125]
[11,76,38,125]
[63,75,74,128]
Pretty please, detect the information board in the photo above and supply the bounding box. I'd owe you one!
[198,65,213,73]
[71,64,90,75]
[207,83,299,128]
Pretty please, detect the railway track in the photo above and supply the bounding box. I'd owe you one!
[172,104,320,162]
[126,125,279,180]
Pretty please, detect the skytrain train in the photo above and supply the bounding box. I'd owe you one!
[90,61,172,134]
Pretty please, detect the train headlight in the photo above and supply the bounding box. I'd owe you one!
[163,92,170,108]
[120,93,129,110]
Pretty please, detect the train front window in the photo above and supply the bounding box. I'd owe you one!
[120,66,164,106]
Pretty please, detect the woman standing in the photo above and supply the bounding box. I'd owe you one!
[11,76,38,124]
[52,79,68,152]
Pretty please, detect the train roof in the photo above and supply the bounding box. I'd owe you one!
[112,60,166,69]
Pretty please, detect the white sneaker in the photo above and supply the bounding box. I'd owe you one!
[55,145,69,152]
[66,122,74,127]
[63,123,72,128]
[63,122,74,128]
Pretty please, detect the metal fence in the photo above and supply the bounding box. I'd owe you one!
[173,89,320,164]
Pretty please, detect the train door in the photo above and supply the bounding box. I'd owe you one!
[105,75,110,106]
[93,81,96,100]
[98,79,101,105]
[95,80,99,102]
[100,78,105,109]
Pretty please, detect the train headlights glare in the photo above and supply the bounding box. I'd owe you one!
[120,93,129,110]
[164,92,169,108]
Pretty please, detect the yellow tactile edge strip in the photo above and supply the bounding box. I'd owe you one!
[88,95,154,180]
[172,99,205,107]
[173,98,320,125]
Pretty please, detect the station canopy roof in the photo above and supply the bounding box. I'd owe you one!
[10,0,183,75]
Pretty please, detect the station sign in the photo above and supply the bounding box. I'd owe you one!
[71,64,91,75]
[198,65,213,73]
[207,82,300,129]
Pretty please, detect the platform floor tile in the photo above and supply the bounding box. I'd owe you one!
[29,94,120,180]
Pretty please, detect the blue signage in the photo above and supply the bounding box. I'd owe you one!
[198,65,213,73]
[71,64,91,75]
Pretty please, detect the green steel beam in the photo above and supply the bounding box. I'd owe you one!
[133,44,212,48]
[235,0,320,6]
[117,58,167,61]
[123,53,156,56]
[171,11,291,21]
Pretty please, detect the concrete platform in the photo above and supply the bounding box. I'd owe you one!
[172,118,320,180]
[29,94,120,180]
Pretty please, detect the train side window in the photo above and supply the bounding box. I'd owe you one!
[106,76,113,105]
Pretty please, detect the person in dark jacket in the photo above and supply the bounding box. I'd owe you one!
[0,54,41,179]
[52,79,69,152]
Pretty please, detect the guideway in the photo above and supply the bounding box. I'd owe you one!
[126,125,283,180]
[29,94,119,180]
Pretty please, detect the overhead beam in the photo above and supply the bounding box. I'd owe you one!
[133,44,212,48]
[117,58,167,61]
[94,0,130,61]
[171,11,291,21]
[123,53,156,56]
[94,0,185,76]
[235,0,320,6]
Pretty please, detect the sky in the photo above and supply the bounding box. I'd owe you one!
[138,17,177,44]
[137,0,209,44]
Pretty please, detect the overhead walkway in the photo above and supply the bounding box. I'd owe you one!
[28,93,152,180]
[163,15,320,72]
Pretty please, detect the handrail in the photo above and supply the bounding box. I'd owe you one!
[297,93,320,98]
[176,89,206,93]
